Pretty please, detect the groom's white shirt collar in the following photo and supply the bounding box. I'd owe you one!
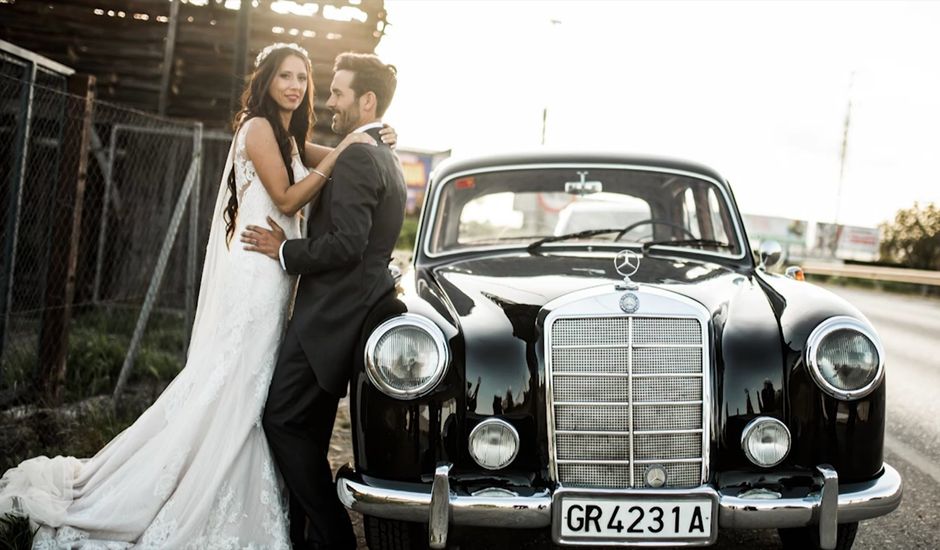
[353,121,384,133]
[278,120,384,270]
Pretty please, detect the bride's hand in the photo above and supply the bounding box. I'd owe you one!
[337,132,377,153]
[379,123,398,149]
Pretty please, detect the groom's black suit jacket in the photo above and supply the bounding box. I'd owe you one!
[281,126,406,397]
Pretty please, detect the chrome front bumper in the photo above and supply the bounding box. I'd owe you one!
[336,463,902,549]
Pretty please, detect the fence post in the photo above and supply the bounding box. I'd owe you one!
[184,123,203,357]
[92,126,119,303]
[0,61,37,367]
[36,74,96,403]
[113,122,203,400]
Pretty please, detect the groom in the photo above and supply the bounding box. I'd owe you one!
[243,53,405,550]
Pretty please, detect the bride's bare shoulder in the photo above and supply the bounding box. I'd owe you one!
[241,117,275,140]
[242,118,279,160]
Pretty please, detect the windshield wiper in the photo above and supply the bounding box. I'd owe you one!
[526,228,624,252]
[641,239,733,252]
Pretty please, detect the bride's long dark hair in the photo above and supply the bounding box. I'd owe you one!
[225,45,315,246]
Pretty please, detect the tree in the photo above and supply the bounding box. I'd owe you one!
[879,202,940,270]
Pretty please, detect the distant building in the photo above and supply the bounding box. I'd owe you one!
[743,214,880,262]
[396,147,450,215]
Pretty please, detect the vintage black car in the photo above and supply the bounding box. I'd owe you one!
[336,153,902,549]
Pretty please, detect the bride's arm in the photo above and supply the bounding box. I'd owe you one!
[245,118,374,217]
[302,123,398,166]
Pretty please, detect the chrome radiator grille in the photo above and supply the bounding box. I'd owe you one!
[549,315,706,489]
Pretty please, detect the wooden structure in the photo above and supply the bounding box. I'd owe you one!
[0,0,388,132]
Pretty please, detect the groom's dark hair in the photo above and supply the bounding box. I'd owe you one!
[333,53,397,117]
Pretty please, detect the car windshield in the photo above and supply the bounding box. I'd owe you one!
[427,167,744,257]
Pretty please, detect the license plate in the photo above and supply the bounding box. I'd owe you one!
[554,492,717,545]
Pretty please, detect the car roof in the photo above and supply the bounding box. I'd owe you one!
[430,151,729,187]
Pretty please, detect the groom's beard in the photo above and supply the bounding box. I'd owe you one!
[330,103,362,135]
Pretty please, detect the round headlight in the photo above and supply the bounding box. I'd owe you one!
[741,417,791,468]
[805,316,884,400]
[365,314,449,399]
[469,419,519,470]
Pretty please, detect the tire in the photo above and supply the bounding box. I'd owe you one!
[778,522,859,550]
[363,515,429,550]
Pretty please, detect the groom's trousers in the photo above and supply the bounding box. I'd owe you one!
[263,324,356,550]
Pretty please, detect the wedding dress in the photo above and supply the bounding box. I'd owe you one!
[0,118,304,549]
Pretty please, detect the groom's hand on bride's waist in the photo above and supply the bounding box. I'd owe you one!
[242,216,286,261]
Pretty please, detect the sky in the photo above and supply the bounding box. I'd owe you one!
[375,0,940,228]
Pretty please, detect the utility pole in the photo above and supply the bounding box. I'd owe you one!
[540,18,562,146]
[834,71,855,227]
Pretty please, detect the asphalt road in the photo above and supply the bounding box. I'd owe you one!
[337,283,940,549]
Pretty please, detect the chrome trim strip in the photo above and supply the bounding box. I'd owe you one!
[633,458,703,465]
[554,400,704,407]
[628,317,635,486]
[804,315,886,400]
[635,429,703,436]
[556,458,703,465]
[336,463,901,535]
[553,343,704,349]
[553,401,629,406]
[556,429,703,436]
[422,163,748,262]
[552,372,703,379]
[556,459,632,465]
[633,373,703,379]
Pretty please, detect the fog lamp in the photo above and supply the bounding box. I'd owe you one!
[741,417,790,468]
[468,419,519,470]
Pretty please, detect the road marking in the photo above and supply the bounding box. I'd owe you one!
[884,433,940,486]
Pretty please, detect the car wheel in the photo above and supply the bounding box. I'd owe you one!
[363,515,429,550]
[778,522,859,550]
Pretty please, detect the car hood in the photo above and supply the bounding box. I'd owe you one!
[429,251,747,315]
[421,251,790,470]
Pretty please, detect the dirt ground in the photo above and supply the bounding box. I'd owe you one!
[326,397,368,548]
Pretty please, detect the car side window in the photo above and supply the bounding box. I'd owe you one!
[683,188,702,239]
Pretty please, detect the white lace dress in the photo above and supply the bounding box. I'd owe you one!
[0,120,304,549]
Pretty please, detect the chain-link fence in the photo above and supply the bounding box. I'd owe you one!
[0,46,232,428]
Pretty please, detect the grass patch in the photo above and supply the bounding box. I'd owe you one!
[0,512,36,550]
[1,306,186,404]
[0,394,152,472]
[396,215,419,251]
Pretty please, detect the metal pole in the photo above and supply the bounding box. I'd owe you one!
[834,71,855,228]
[158,0,180,116]
[184,123,203,357]
[0,61,37,364]
[113,123,203,400]
[92,126,119,303]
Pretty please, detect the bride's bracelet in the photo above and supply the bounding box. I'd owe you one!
[311,168,327,180]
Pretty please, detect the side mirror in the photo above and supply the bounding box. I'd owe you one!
[758,240,783,270]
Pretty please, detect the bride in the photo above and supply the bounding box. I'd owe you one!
[0,43,394,548]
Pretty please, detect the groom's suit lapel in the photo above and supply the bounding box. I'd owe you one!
[309,128,387,236]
